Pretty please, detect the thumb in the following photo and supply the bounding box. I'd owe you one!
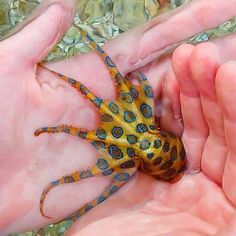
[3,4,72,63]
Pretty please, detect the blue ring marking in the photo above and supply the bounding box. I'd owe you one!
[139,72,148,81]
[108,145,124,159]
[130,87,139,99]
[96,128,107,140]
[64,176,75,183]
[144,85,154,98]
[163,142,170,153]
[140,139,151,150]
[109,102,119,114]
[121,92,133,103]
[80,85,89,95]
[96,45,105,54]
[77,131,88,139]
[103,168,114,176]
[105,56,116,67]
[92,141,106,149]
[127,135,137,144]
[120,160,135,168]
[68,78,77,84]
[85,205,93,212]
[102,114,113,122]
[127,148,135,157]
[111,126,124,138]
[141,103,153,118]
[93,97,103,108]
[42,127,48,131]
[149,125,156,130]
[136,123,148,133]
[154,139,162,149]
[124,111,136,123]
[115,172,130,181]
[109,185,119,195]
[96,158,109,170]
[115,73,123,85]
[160,131,168,137]
[63,128,71,134]
[97,195,107,204]
[147,152,154,159]
[51,180,60,185]
[80,170,93,179]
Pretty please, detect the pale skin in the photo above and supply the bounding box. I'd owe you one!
[1,0,236,235]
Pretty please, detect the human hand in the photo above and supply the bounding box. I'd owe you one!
[1,0,236,235]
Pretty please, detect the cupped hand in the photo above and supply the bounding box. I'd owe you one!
[1,1,236,235]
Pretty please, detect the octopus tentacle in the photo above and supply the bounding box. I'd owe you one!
[39,164,110,219]
[38,63,104,110]
[64,160,139,221]
[73,24,129,92]
[34,125,89,139]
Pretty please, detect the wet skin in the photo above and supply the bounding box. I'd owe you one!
[1,0,236,235]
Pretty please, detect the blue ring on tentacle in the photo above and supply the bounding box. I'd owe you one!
[140,139,151,150]
[103,168,114,176]
[93,97,103,108]
[51,180,60,185]
[115,73,123,85]
[139,72,148,81]
[96,45,105,54]
[105,56,116,67]
[63,128,71,133]
[85,205,93,212]
[144,85,154,98]
[111,126,124,138]
[154,139,162,149]
[124,111,136,123]
[130,87,139,99]
[77,131,88,139]
[127,135,137,144]
[109,185,119,194]
[136,123,148,133]
[92,141,106,149]
[121,92,133,103]
[162,142,170,153]
[127,148,135,157]
[63,176,75,183]
[97,195,107,204]
[80,170,93,179]
[96,128,107,140]
[108,145,124,159]
[147,152,154,159]
[120,160,135,168]
[102,114,113,122]
[109,102,119,114]
[68,78,77,84]
[114,173,130,181]
[80,85,89,95]
[149,125,156,130]
[141,103,153,118]
[97,158,109,170]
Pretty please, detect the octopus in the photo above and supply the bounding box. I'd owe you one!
[35,24,187,221]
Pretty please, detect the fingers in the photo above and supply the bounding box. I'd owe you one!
[2,3,74,63]
[189,43,227,184]
[128,0,236,67]
[172,44,209,171]
[216,62,236,206]
[159,71,183,137]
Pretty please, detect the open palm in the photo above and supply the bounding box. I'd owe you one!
[1,1,236,235]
